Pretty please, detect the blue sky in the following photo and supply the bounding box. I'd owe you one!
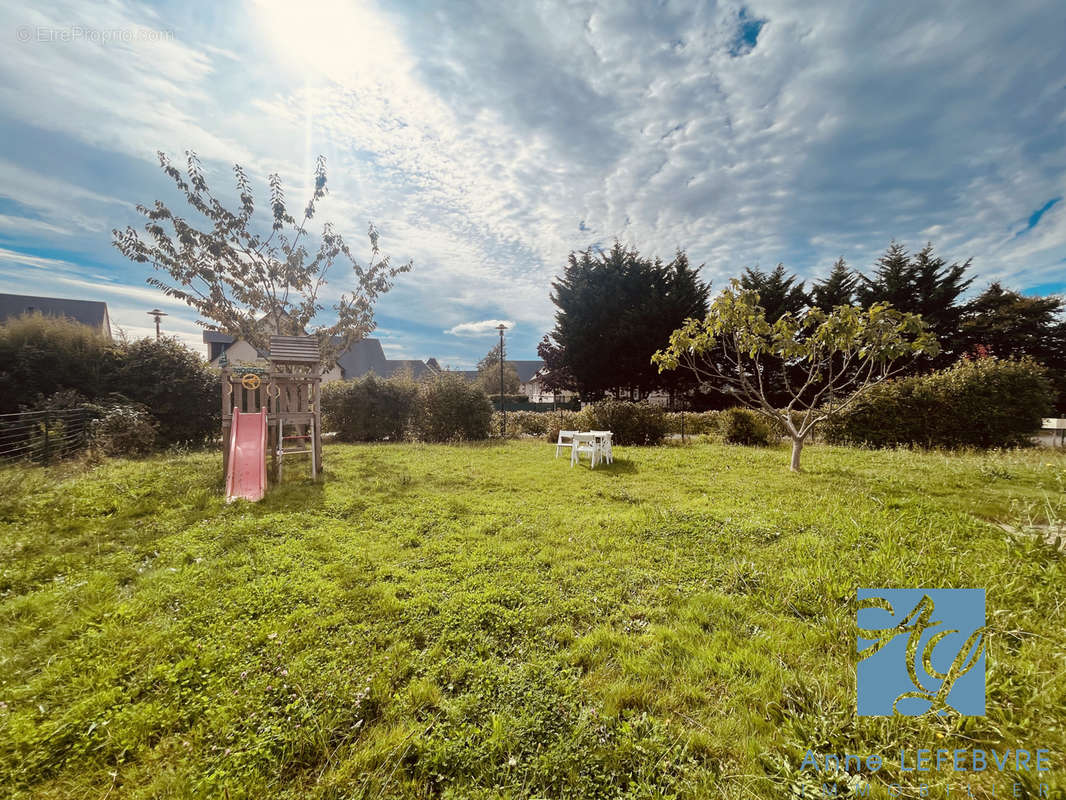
[0,0,1064,366]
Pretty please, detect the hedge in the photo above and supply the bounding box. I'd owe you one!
[823,357,1052,449]
[717,408,773,446]
[322,373,418,441]
[0,315,218,446]
[415,373,493,442]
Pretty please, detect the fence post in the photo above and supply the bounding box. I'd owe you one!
[43,410,51,464]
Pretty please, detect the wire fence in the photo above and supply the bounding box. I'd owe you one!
[0,407,98,464]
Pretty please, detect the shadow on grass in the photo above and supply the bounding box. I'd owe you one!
[258,474,327,510]
[573,458,639,475]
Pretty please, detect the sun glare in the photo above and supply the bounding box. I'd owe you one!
[251,0,407,84]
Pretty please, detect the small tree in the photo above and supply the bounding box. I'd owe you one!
[476,342,520,396]
[652,281,937,472]
[113,151,411,365]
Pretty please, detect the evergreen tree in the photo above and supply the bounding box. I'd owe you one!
[738,263,808,321]
[960,282,1064,358]
[811,258,859,311]
[856,241,916,311]
[538,243,709,399]
[959,282,1066,411]
[857,241,973,366]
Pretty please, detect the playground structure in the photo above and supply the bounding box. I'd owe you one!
[221,335,323,501]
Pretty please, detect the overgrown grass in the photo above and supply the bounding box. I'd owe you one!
[1,441,1064,799]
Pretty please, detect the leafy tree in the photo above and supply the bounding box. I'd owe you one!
[476,342,520,396]
[811,258,859,311]
[739,263,808,321]
[857,242,972,364]
[652,281,937,471]
[958,282,1066,411]
[538,243,709,400]
[734,263,811,406]
[113,151,411,365]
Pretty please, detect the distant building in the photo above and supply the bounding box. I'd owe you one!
[0,292,112,339]
[204,331,438,383]
[522,366,579,403]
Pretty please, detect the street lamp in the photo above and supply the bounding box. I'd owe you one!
[496,323,507,438]
[147,308,168,339]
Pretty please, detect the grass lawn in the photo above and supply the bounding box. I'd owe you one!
[1,440,1064,799]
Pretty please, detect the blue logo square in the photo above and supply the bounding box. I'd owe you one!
[857,588,986,716]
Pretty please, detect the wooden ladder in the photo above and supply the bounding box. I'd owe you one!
[276,416,317,481]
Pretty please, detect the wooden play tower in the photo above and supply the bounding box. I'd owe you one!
[220,335,323,484]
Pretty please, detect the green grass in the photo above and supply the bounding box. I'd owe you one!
[1,440,1064,799]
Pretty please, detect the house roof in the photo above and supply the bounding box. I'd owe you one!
[0,293,111,337]
[334,337,389,377]
[510,360,545,383]
[200,329,537,382]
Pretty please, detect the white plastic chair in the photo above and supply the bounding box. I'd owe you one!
[555,430,577,458]
[570,432,601,468]
[590,430,613,464]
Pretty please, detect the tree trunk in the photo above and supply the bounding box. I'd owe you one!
[790,435,804,473]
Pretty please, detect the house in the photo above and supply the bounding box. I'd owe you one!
[447,360,549,397]
[522,366,579,403]
[0,292,112,339]
[204,331,438,383]
[512,361,545,398]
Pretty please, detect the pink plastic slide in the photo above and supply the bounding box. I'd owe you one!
[225,408,268,502]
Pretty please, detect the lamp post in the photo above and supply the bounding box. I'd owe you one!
[147,308,168,340]
[496,323,507,438]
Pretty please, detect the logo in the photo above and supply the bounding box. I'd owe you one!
[857,588,986,716]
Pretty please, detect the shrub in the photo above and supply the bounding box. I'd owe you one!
[0,319,217,447]
[0,314,115,414]
[718,408,774,446]
[664,410,720,436]
[322,372,418,441]
[580,399,666,446]
[106,337,219,446]
[416,373,492,442]
[824,357,1053,449]
[487,394,530,405]
[490,410,550,438]
[543,410,583,443]
[90,404,158,457]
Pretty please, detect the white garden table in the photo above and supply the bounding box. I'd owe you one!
[1043,418,1066,446]
[568,431,613,468]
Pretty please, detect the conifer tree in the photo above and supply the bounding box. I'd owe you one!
[738,263,809,321]
[811,258,859,311]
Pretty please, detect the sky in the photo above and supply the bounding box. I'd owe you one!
[0,0,1064,367]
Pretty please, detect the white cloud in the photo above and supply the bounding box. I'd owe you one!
[444,319,516,337]
[0,0,1064,369]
